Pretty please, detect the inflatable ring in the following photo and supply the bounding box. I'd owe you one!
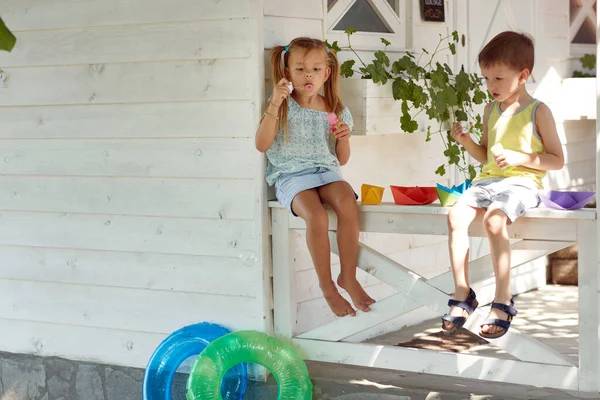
[143,322,247,400]
[186,330,312,400]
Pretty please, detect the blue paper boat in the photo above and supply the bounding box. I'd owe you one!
[436,180,472,196]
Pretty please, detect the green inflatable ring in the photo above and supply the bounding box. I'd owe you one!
[186,330,312,400]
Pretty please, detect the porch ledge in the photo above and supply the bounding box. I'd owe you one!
[268,201,596,220]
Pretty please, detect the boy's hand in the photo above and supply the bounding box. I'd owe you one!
[333,121,351,140]
[494,149,527,169]
[270,78,291,107]
[450,122,472,146]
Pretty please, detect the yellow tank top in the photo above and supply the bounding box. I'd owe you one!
[474,99,546,188]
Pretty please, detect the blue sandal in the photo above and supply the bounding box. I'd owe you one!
[479,297,518,339]
[441,288,478,335]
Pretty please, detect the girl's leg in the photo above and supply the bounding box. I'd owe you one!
[317,182,375,313]
[292,189,356,317]
[480,208,512,336]
[443,204,484,330]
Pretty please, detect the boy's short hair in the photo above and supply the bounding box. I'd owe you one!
[478,31,534,73]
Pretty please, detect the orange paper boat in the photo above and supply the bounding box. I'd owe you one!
[361,184,385,205]
[390,185,438,205]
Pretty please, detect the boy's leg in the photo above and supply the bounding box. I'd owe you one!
[444,204,484,330]
[481,208,512,335]
[318,181,375,313]
[292,189,356,317]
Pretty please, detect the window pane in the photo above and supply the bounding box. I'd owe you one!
[334,0,392,33]
[387,0,399,14]
[570,0,582,23]
[573,16,597,44]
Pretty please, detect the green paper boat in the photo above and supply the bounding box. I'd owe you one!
[0,18,16,52]
[436,180,471,207]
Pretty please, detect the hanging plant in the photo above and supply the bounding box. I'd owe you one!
[327,29,490,181]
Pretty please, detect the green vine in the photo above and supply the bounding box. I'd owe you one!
[327,29,490,181]
[572,53,596,77]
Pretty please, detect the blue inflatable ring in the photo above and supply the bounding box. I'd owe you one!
[143,322,247,400]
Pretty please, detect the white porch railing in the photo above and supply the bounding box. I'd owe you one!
[269,202,598,396]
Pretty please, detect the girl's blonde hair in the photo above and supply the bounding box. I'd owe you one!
[269,37,344,141]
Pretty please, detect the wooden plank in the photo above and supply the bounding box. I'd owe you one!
[263,0,323,19]
[0,138,254,179]
[0,318,167,369]
[293,339,579,391]
[427,240,573,294]
[0,211,256,257]
[271,208,296,341]
[0,176,254,220]
[0,101,256,139]
[264,16,323,49]
[0,60,250,106]
[0,20,252,67]
[0,280,260,334]
[297,293,420,341]
[2,0,251,30]
[549,159,596,191]
[0,245,258,297]
[577,220,599,392]
[287,210,582,241]
[269,201,597,220]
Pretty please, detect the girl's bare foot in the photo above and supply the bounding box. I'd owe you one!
[323,289,356,317]
[337,275,375,312]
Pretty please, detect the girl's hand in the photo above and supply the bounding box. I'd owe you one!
[333,121,351,140]
[494,149,526,169]
[270,78,291,107]
[450,122,472,146]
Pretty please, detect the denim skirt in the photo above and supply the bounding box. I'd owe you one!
[275,167,357,216]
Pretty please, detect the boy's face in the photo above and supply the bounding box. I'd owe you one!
[286,48,331,95]
[480,63,530,102]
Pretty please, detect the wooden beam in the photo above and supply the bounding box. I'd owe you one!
[293,339,579,391]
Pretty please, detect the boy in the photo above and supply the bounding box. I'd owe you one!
[441,31,564,339]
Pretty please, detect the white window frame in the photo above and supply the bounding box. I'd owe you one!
[570,0,596,57]
[326,0,408,51]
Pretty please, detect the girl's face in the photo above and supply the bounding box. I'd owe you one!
[286,48,331,95]
[480,63,529,102]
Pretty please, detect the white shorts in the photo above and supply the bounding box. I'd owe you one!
[454,177,541,222]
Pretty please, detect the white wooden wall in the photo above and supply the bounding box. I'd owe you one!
[0,0,269,370]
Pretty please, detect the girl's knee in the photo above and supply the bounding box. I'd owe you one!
[303,207,329,230]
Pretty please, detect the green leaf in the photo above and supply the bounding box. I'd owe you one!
[381,37,391,47]
[421,48,429,54]
[435,165,446,176]
[455,70,471,92]
[455,109,468,121]
[461,34,466,47]
[449,43,456,55]
[0,18,16,52]
[374,50,390,67]
[392,78,411,101]
[430,69,448,88]
[345,28,357,36]
[581,53,596,70]
[452,31,459,42]
[468,164,477,181]
[473,89,487,105]
[325,40,342,53]
[442,86,458,107]
[340,60,356,77]
[400,114,419,133]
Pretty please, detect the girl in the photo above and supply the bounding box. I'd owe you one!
[255,37,375,317]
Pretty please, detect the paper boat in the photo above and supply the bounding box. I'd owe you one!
[361,184,385,205]
[436,180,471,207]
[390,186,437,205]
[539,190,595,210]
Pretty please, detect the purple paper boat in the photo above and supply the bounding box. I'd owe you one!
[539,190,595,210]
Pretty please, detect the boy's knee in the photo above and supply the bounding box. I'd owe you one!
[448,206,471,231]
[483,209,508,235]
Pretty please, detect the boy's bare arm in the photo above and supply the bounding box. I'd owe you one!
[520,104,564,170]
[450,103,491,165]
